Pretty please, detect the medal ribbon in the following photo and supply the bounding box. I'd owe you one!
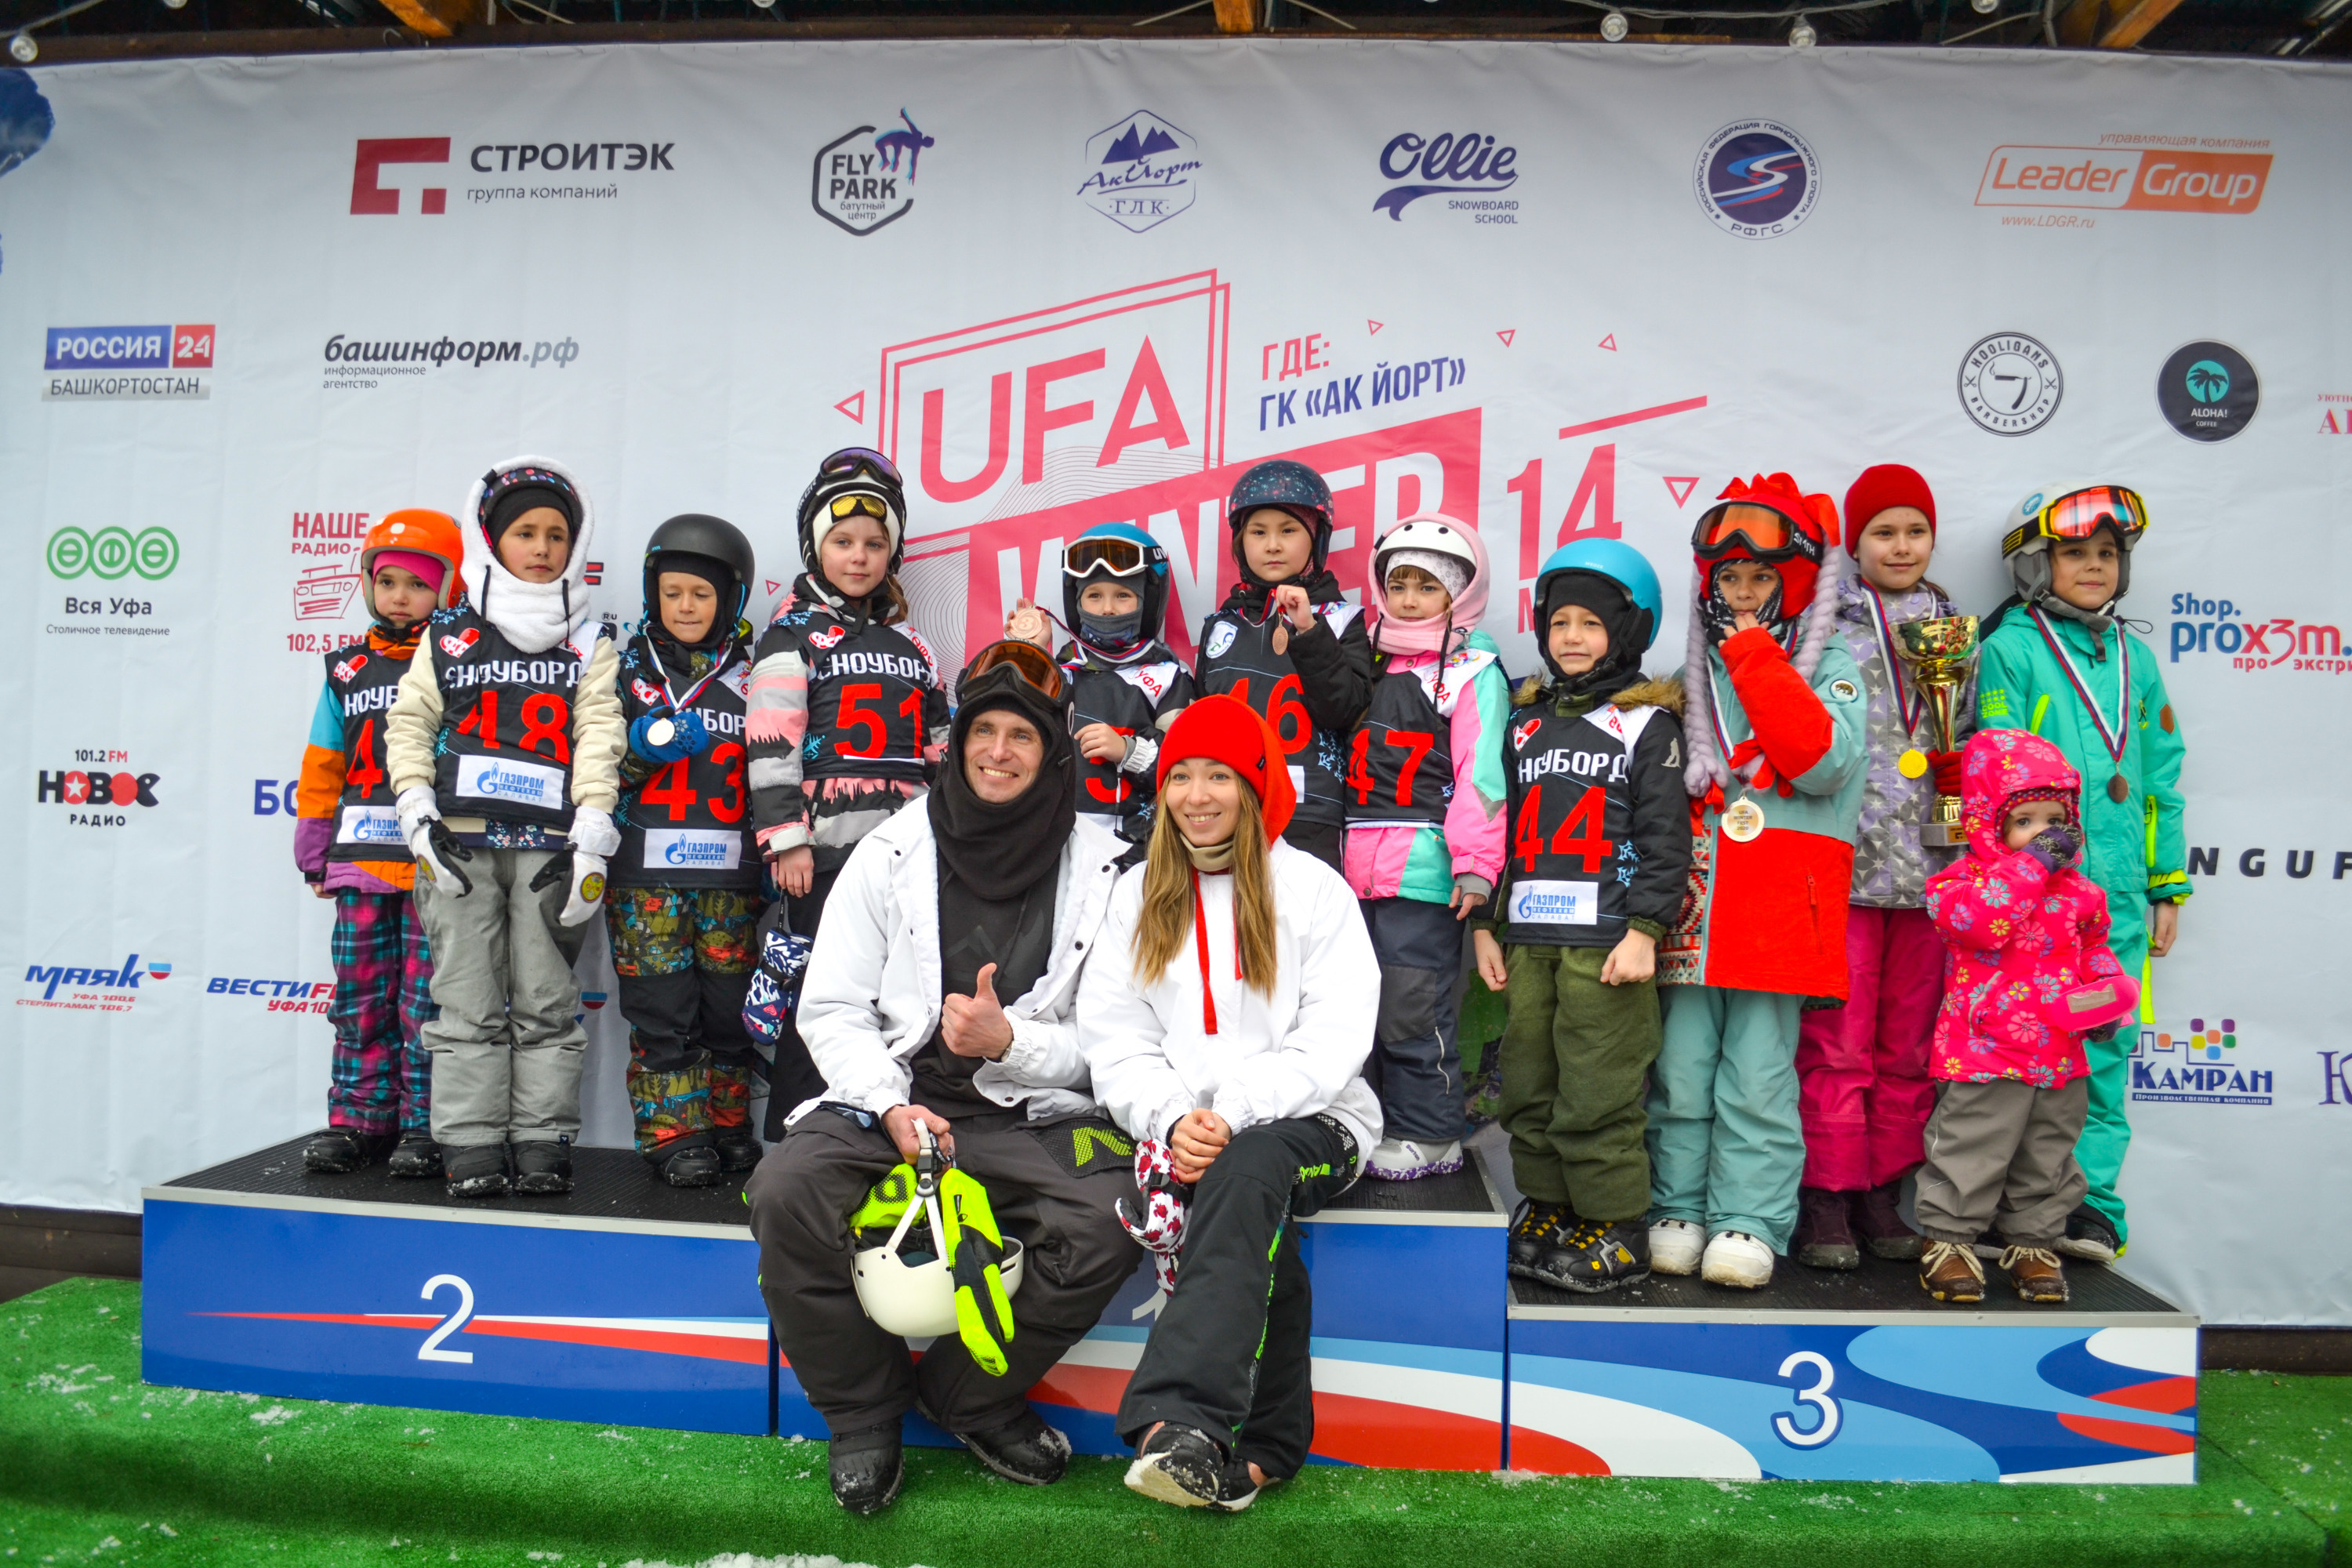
[652,637,739,720]
[1867,590,1927,737]
[2027,608,2131,771]
[1705,667,1793,808]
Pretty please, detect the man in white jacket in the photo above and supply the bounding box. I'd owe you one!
[744,644,1140,1515]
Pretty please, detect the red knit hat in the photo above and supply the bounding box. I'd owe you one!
[1842,464,1938,556]
[1155,694,1297,842]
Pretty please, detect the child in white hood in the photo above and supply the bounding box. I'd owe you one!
[387,457,627,1200]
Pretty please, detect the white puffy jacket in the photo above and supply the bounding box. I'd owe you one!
[789,800,1128,1127]
[1078,838,1383,1157]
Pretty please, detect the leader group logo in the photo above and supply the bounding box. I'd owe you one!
[2131,1013,2270,1106]
[1080,111,1202,234]
[42,324,213,402]
[19,953,171,1013]
[1958,332,2063,436]
[1693,120,1819,239]
[2157,340,2259,443]
[812,112,935,237]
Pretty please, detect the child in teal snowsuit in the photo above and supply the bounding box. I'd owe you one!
[1973,483,2188,1264]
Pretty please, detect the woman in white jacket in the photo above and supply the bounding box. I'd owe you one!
[1079,695,1381,1511]
[745,643,1139,1515]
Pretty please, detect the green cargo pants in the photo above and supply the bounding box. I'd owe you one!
[1497,945,1662,1224]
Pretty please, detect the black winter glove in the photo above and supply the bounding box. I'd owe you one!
[2022,826,2081,872]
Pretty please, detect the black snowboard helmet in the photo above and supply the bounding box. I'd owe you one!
[1226,459,1335,581]
[643,513,756,635]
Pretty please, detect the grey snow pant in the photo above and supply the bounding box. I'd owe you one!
[414,847,590,1150]
[1913,1076,2090,1250]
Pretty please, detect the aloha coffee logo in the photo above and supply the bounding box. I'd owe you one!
[1693,120,1819,239]
[1958,331,2063,437]
[811,111,935,237]
[2157,340,2259,444]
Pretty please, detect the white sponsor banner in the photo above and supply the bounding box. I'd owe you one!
[0,41,2339,1325]
[643,828,743,873]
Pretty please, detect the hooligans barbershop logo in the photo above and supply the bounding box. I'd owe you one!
[2131,1014,2270,1105]
[1958,332,2063,436]
[42,324,212,403]
[2156,340,2259,443]
[1693,120,1818,239]
[1080,111,1202,234]
[812,112,933,238]
[1374,130,1520,222]
[36,753,160,827]
[19,953,169,1012]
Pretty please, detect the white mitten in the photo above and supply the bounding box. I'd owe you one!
[557,851,607,927]
[396,785,470,895]
[568,804,622,859]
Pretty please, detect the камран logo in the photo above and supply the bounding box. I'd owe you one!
[2157,340,2258,443]
[812,112,933,237]
[1958,332,2063,436]
[1693,120,1819,239]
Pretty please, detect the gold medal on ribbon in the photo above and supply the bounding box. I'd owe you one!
[1896,748,1929,779]
[1722,798,1766,843]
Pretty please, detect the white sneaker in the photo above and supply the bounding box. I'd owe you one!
[1700,1230,1776,1290]
[1363,1138,1464,1181]
[1648,1218,1705,1276]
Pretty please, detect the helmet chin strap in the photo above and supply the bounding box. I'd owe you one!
[2011,538,2129,644]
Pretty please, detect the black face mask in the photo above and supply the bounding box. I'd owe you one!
[927,682,1077,897]
[1080,610,1144,649]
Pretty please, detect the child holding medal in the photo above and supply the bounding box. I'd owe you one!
[1648,474,1870,1290]
[1789,466,1969,1272]
[1973,484,2188,1266]
[608,514,767,1187]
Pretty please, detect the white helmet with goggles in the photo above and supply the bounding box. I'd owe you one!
[2002,483,2149,616]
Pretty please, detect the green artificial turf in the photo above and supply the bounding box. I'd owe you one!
[2,1276,2345,1568]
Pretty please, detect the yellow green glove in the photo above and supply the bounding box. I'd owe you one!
[848,1163,920,1238]
[938,1167,1015,1376]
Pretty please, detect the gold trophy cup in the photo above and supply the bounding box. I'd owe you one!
[1893,615,1979,849]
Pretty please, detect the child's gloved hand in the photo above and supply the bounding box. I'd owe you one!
[1929,750,1965,797]
[396,786,472,896]
[2024,826,2082,871]
[528,848,608,926]
[628,712,707,762]
[568,805,622,859]
[2085,1022,2121,1044]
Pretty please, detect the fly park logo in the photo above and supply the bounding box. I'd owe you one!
[2131,1014,2270,1106]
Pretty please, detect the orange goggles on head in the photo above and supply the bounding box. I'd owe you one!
[961,638,1065,702]
[2039,485,2147,540]
[1693,501,1813,561]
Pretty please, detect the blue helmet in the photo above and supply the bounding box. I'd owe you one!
[1534,539,1663,655]
[1062,521,1169,652]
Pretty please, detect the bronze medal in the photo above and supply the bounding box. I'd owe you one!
[2107,774,2130,804]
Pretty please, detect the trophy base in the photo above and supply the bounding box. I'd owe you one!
[1922,795,1967,849]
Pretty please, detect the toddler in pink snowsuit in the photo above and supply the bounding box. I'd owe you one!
[1914,728,2128,1307]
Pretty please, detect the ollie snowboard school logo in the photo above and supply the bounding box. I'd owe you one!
[812,112,934,237]
[1080,111,1203,234]
[1693,121,1819,239]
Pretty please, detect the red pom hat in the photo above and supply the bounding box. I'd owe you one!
[1691,472,1838,613]
[1155,694,1298,843]
[1842,464,1938,556]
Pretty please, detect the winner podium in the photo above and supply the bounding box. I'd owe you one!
[141,1138,2194,1480]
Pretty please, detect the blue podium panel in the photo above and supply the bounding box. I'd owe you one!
[1507,1271,2198,1484]
[143,1192,771,1435]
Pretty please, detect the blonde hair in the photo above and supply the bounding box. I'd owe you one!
[1130,780,1279,999]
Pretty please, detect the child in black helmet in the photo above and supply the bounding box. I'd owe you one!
[1192,460,1374,873]
[1006,521,1194,866]
[746,449,952,1133]
[608,514,767,1187]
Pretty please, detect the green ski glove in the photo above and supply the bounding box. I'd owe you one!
[938,1167,1015,1376]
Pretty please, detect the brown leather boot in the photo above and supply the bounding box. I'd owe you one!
[1794,1186,1860,1270]
[2001,1245,2070,1304]
[1852,1179,1922,1261]
[1918,1240,1985,1303]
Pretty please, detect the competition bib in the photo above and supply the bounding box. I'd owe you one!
[453,753,565,811]
[1508,878,1600,927]
[334,803,404,848]
[643,828,745,873]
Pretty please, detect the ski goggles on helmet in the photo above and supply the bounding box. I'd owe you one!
[828,492,893,522]
[818,447,903,489]
[1692,501,1820,564]
[2003,486,2147,557]
[961,639,1065,703]
[1063,535,1158,579]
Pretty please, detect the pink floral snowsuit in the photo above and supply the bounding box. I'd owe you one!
[1922,730,2125,1091]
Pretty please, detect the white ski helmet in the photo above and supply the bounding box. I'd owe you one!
[2001,482,2149,612]
[1371,516,1479,600]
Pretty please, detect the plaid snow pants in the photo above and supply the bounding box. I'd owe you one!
[328,889,436,1134]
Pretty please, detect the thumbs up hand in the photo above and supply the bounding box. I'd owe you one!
[942,961,1014,1061]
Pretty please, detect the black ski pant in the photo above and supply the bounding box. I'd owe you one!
[748,1104,1142,1436]
[1115,1115,1356,1481]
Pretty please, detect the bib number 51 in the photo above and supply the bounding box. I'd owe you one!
[1772,1350,1841,1447]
